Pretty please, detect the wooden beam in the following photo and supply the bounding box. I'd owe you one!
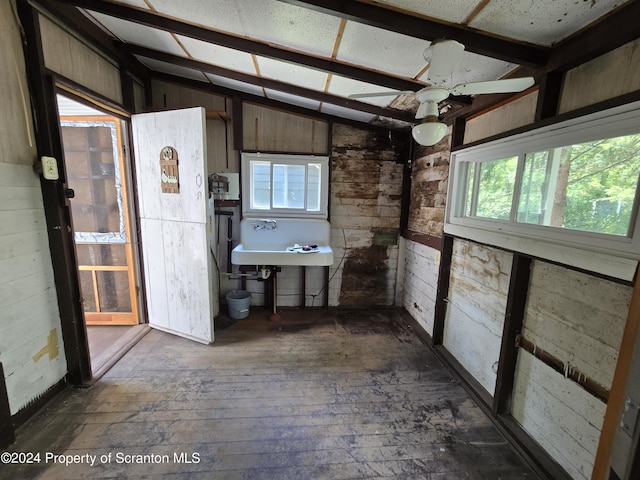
[17,0,92,385]
[55,0,425,93]
[0,363,14,449]
[127,45,416,123]
[277,0,549,67]
[534,70,563,122]
[592,272,640,479]
[493,253,532,416]
[433,234,454,345]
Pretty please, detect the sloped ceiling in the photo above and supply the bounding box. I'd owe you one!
[51,0,639,129]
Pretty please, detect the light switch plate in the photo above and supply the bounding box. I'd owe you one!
[41,156,59,180]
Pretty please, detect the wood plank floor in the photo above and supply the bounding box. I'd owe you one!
[4,308,539,479]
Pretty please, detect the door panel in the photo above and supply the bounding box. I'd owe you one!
[61,115,138,325]
[132,108,215,344]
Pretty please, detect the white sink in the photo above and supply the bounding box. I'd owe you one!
[231,218,334,266]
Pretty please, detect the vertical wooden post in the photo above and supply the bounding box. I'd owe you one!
[592,274,640,479]
[433,234,454,345]
[493,253,532,415]
[0,363,14,449]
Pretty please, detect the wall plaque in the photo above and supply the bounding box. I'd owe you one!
[160,146,180,193]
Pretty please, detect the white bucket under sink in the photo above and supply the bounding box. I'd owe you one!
[231,218,334,266]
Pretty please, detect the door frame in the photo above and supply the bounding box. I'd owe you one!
[59,113,140,326]
[17,0,146,386]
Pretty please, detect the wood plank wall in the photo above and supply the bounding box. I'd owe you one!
[401,37,640,480]
[0,0,67,416]
[329,124,405,306]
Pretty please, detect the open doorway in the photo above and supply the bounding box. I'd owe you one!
[56,92,147,377]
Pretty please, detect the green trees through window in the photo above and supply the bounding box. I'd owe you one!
[464,133,640,237]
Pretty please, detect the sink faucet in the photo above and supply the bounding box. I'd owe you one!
[252,219,277,231]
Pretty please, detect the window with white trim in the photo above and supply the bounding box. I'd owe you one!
[242,152,329,218]
[446,101,640,280]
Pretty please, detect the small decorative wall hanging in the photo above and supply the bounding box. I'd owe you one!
[160,146,180,194]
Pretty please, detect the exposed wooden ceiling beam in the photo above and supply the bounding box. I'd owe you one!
[277,0,549,67]
[54,0,426,93]
[152,71,405,133]
[126,44,416,123]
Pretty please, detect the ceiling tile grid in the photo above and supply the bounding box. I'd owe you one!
[255,57,329,91]
[177,35,257,75]
[72,0,636,129]
[468,0,631,46]
[336,21,431,79]
[89,11,186,56]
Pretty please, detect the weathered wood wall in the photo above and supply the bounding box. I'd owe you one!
[400,239,440,334]
[512,260,632,479]
[0,1,67,415]
[329,124,405,306]
[401,37,640,480]
[444,240,513,395]
[407,136,451,237]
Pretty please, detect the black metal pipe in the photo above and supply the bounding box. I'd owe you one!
[227,216,233,274]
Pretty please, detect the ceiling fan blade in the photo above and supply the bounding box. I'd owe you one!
[450,77,535,96]
[426,39,465,86]
[348,90,414,99]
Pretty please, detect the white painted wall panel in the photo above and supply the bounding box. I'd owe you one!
[524,261,630,389]
[401,240,440,336]
[0,163,66,414]
[443,240,512,395]
[512,350,606,480]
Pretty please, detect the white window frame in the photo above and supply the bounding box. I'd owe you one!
[241,152,329,218]
[445,100,640,281]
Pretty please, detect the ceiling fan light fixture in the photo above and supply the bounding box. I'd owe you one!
[412,121,447,146]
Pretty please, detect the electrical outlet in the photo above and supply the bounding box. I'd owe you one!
[41,156,59,180]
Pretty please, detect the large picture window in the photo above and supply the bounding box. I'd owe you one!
[242,152,328,218]
[446,101,640,280]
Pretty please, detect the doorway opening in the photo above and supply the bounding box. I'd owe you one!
[56,92,147,377]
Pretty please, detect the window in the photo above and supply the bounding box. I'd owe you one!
[446,101,640,280]
[242,153,329,218]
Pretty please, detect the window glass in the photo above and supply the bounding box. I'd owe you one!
[243,153,328,217]
[307,164,321,212]
[547,135,640,236]
[250,161,271,210]
[273,164,305,209]
[517,151,550,225]
[475,156,518,220]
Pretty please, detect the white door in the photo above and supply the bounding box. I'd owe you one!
[132,107,216,344]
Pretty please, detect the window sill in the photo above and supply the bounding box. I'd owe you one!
[444,222,637,282]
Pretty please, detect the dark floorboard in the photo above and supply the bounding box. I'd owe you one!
[3,308,538,479]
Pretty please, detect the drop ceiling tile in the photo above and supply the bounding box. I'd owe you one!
[256,57,328,91]
[146,0,247,35]
[264,89,321,111]
[133,55,209,82]
[362,0,479,23]
[177,35,257,75]
[88,12,185,56]
[336,21,430,78]
[418,51,516,87]
[469,0,630,46]
[204,73,266,97]
[234,0,341,58]
[327,75,400,108]
[320,103,376,124]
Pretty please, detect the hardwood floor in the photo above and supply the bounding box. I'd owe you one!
[5,308,538,479]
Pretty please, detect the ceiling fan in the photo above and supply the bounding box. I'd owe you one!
[349,39,535,146]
